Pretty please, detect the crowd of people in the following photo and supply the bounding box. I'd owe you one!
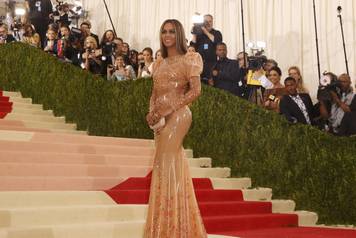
[0,1,355,136]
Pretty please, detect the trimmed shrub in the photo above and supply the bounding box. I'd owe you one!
[1,43,356,224]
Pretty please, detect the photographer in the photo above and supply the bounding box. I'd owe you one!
[244,55,273,104]
[319,74,356,136]
[0,23,16,45]
[190,14,222,83]
[50,2,71,27]
[100,30,116,48]
[107,54,136,81]
[137,47,153,78]
[82,36,102,75]
[43,28,58,54]
[208,42,242,96]
[25,0,53,48]
[57,25,77,60]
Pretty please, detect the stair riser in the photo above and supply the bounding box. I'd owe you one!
[0,206,147,228]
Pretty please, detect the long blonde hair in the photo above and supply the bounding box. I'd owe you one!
[159,19,187,58]
[288,66,308,93]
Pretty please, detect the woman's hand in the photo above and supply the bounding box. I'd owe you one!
[146,110,161,126]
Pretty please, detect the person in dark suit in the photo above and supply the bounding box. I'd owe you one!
[190,14,223,84]
[208,42,243,96]
[280,77,315,125]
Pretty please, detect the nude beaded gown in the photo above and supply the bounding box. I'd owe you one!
[143,52,207,238]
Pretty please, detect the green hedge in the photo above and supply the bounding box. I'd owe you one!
[1,43,356,225]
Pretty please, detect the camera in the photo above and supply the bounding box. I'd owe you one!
[248,55,267,71]
[139,60,145,68]
[86,47,95,54]
[317,72,341,102]
[191,22,207,35]
[102,42,116,58]
[69,27,82,43]
[191,13,207,35]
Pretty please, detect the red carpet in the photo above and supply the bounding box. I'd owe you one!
[0,90,12,118]
[105,175,299,234]
[225,227,356,238]
[106,175,356,237]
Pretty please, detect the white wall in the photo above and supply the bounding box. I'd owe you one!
[81,0,356,98]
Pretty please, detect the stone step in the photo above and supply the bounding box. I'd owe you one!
[0,129,153,147]
[2,91,22,98]
[5,96,32,104]
[292,210,319,226]
[0,200,297,228]
[2,221,146,238]
[0,191,115,209]
[271,200,296,213]
[0,150,205,168]
[5,112,66,124]
[0,163,229,178]
[0,140,154,156]
[11,101,44,110]
[242,187,273,201]
[188,157,212,168]
[211,177,251,189]
[0,205,147,227]
[11,107,54,116]
[0,176,127,191]
[4,119,76,130]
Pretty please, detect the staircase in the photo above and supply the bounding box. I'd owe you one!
[1,91,355,238]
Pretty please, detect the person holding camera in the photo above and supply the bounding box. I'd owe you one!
[319,74,356,136]
[50,3,71,28]
[57,25,82,61]
[107,54,136,81]
[138,47,154,78]
[82,36,102,75]
[190,14,222,83]
[0,23,16,45]
[207,42,242,96]
[280,77,315,125]
[100,30,116,48]
[21,24,41,48]
[25,0,53,48]
[43,28,58,54]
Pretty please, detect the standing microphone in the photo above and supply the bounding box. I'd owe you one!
[312,0,321,83]
[337,5,349,75]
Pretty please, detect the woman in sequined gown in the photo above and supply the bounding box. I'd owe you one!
[143,19,207,238]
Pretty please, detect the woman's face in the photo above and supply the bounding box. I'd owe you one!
[155,51,162,60]
[289,69,300,83]
[161,22,176,48]
[60,27,70,37]
[115,57,125,67]
[268,70,281,86]
[143,50,152,63]
[130,52,138,63]
[122,43,129,53]
[47,30,56,40]
[187,46,195,53]
[105,31,114,42]
[26,26,34,35]
[86,39,96,49]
